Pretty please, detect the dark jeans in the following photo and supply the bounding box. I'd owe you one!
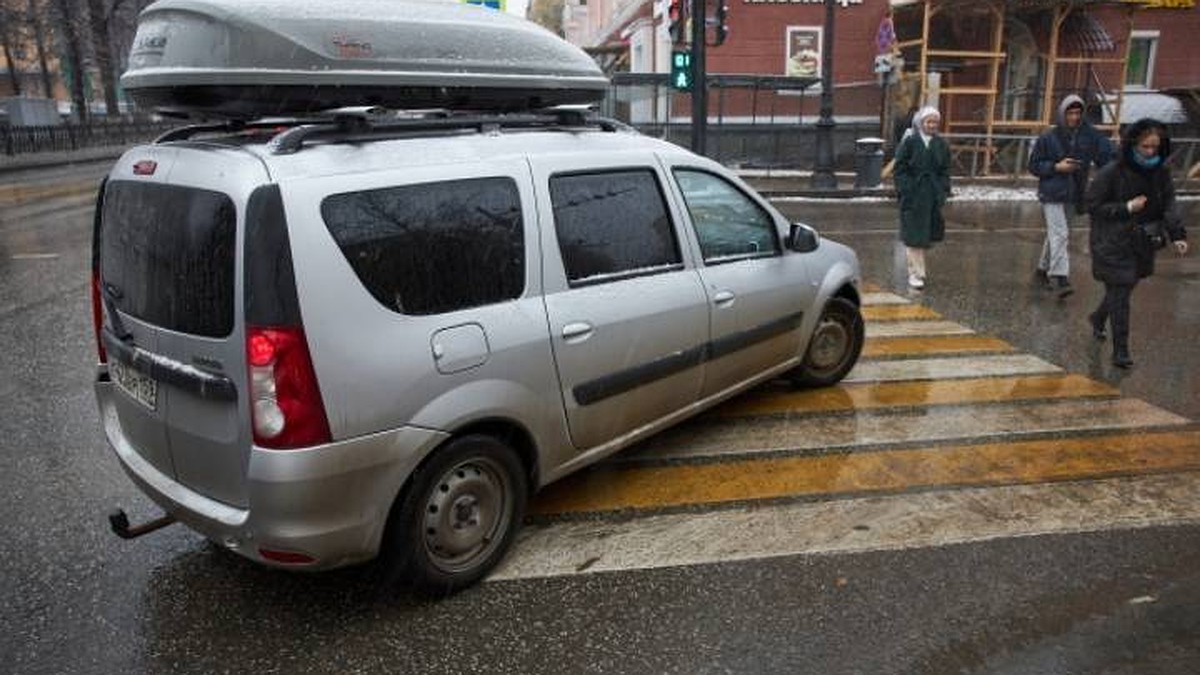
[1093,282,1135,354]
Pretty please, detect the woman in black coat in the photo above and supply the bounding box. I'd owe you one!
[1084,118,1189,368]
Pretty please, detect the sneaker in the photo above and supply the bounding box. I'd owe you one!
[908,274,924,289]
[1052,276,1074,298]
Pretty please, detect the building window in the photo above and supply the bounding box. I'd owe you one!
[1125,31,1159,89]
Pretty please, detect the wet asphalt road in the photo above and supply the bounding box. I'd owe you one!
[779,197,1200,420]
[1,161,1198,674]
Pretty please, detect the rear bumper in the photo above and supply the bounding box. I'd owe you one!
[96,381,449,570]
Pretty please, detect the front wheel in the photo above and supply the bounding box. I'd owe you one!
[381,434,528,596]
[789,297,864,387]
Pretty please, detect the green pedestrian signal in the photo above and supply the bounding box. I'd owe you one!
[671,50,693,91]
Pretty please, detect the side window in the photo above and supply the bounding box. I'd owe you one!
[321,177,524,315]
[549,169,682,285]
[674,169,780,264]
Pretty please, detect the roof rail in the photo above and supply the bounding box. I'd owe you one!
[263,108,631,156]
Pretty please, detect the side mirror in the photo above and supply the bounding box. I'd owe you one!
[788,222,819,253]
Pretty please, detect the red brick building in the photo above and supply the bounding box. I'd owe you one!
[577,0,1199,134]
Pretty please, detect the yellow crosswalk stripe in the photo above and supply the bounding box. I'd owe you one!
[861,334,1015,358]
[530,430,1200,517]
[863,305,942,321]
[713,374,1117,417]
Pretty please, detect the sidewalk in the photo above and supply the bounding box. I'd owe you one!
[0,146,127,176]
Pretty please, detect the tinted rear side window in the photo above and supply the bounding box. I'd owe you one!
[99,181,236,337]
[321,177,524,315]
[549,169,681,285]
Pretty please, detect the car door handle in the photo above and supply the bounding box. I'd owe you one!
[713,290,736,306]
[561,322,594,342]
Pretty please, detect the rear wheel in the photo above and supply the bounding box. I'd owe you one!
[381,434,527,595]
[789,297,864,387]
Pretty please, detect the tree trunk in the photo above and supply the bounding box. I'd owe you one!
[87,0,121,116]
[2,38,22,95]
[30,0,56,98]
[53,0,89,122]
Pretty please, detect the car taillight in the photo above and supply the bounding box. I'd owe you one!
[247,325,331,449]
[91,271,107,364]
[91,180,108,365]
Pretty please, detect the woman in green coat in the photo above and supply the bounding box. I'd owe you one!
[893,106,951,289]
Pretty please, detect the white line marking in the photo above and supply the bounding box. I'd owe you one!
[490,472,1200,582]
[845,354,1061,383]
[624,398,1189,462]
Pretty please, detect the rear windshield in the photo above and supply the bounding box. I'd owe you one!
[99,181,236,337]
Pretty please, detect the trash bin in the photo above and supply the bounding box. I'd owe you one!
[854,137,885,189]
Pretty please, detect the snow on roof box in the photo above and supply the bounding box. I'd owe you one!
[121,0,610,119]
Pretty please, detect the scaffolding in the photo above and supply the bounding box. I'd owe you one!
[890,0,1142,175]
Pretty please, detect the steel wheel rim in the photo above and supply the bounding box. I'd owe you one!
[422,456,513,574]
[807,314,851,376]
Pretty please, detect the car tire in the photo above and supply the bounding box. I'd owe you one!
[381,434,528,596]
[789,297,864,388]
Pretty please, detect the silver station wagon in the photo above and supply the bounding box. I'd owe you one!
[92,0,864,594]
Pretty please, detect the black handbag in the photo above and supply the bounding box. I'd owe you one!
[1139,220,1168,250]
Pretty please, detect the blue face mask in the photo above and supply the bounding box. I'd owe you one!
[1132,152,1162,169]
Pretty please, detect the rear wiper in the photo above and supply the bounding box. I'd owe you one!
[100,280,133,343]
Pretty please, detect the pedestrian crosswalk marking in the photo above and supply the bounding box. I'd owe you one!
[492,472,1200,581]
[861,334,1014,358]
[624,398,1185,463]
[489,284,1199,583]
[714,374,1115,417]
[529,430,1200,517]
[866,320,974,338]
[863,304,942,321]
[844,353,1062,383]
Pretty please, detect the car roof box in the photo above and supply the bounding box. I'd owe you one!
[121,0,609,119]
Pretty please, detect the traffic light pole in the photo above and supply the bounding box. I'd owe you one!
[810,0,837,189]
[689,0,707,156]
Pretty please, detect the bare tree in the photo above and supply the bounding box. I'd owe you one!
[86,0,118,115]
[28,0,56,97]
[2,1,23,95]
[49,0,87,121]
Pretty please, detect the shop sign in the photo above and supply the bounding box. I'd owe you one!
[785,26,822,78]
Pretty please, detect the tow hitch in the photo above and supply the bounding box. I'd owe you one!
[108,508,176,539]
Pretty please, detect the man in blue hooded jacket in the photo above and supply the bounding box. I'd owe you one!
[1028,94,1114,297]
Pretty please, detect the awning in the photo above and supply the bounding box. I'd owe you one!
[1064,13,1116,52]
[1102,91,1189,124]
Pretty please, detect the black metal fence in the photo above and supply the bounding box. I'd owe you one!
[2,119,176,156]
[603,73,883,170]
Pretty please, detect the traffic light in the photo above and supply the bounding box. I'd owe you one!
[668,0,686,45]
[670,49,693,91]
[713,3,729,47]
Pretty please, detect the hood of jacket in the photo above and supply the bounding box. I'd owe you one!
[1056,94,1086,127]
[1121,117,1172,168]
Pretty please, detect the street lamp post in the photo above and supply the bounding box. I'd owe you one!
[810,0,837,189]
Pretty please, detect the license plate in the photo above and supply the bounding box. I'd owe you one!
[111,359,158,411]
